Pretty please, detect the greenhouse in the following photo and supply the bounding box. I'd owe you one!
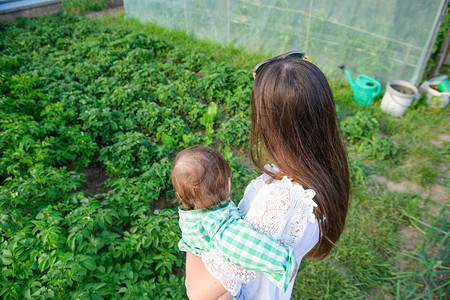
[124,0,448,85]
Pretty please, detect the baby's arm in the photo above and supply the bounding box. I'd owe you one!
[201,250,258,296]
[179,210,258,296]
[185,252,231,300]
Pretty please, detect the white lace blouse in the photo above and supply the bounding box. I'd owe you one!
[203,165,320,299]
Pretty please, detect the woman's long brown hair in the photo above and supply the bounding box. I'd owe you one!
[250,58,350,259]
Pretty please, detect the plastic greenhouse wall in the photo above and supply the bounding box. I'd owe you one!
[123,0,448,86]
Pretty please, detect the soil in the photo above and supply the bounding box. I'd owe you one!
[150,197,167,211]
[77,165,110,196]
[438,133,450,142]
[369,174,448,205]
[397,225,422,253]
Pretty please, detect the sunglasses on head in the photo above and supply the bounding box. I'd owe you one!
[252,50,311,79]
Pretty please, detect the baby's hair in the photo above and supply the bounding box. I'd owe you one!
[172,145,231,210]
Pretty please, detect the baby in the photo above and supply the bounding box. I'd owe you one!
[172,145,296,296]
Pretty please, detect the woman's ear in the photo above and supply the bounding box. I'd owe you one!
[227,178,231,194]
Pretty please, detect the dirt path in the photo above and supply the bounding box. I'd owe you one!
[370,174,448,205]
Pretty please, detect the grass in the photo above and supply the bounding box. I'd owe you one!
[62,0,107,15]
[8,10,450,299]
[392,205,449,299]
[292,187,422,299]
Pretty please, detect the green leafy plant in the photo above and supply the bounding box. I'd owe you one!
[341,111,399,160]
[355,135,399,160]
[200,102,218,137]
[62,0,107,15]
[99,132,156,178]
[341,111,380,143]
[217,116,250,149]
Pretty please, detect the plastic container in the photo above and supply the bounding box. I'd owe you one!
[437,79,450,92]
[380,80,418,116]
[425,85,450,108]
[419,75,450,108]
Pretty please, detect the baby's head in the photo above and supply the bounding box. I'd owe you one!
[171,145,231,210]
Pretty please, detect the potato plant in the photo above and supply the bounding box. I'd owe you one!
[0,13,238,299]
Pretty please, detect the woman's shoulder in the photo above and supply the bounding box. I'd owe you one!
[238,165,319,247]
[240,165,317,221]
[245,165,317,206]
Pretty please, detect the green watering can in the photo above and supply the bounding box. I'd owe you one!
[339,65,381,106]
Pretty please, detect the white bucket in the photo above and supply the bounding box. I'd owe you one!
[425,84,450,108]
[380,80,418,117]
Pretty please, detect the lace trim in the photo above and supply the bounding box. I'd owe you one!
[240,165,317,248]
[202,251,260,296]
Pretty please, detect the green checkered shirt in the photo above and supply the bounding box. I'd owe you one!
[178,200,296,292]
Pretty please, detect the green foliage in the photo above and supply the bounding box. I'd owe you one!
[348,157,368,187]
[217,117,250,150]
[354,135,399,161]
[62,0,107,15]
[99,132,157,178]
[293,186,422,299]
[0,13,198,299]
[341,111,380,142]
[200,102,218,137]
[341,111,399,160]
[422,5,450,79]
[0,13,258,299]
[373,106,448,186]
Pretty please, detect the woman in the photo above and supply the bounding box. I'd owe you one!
[186,51,350,299]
